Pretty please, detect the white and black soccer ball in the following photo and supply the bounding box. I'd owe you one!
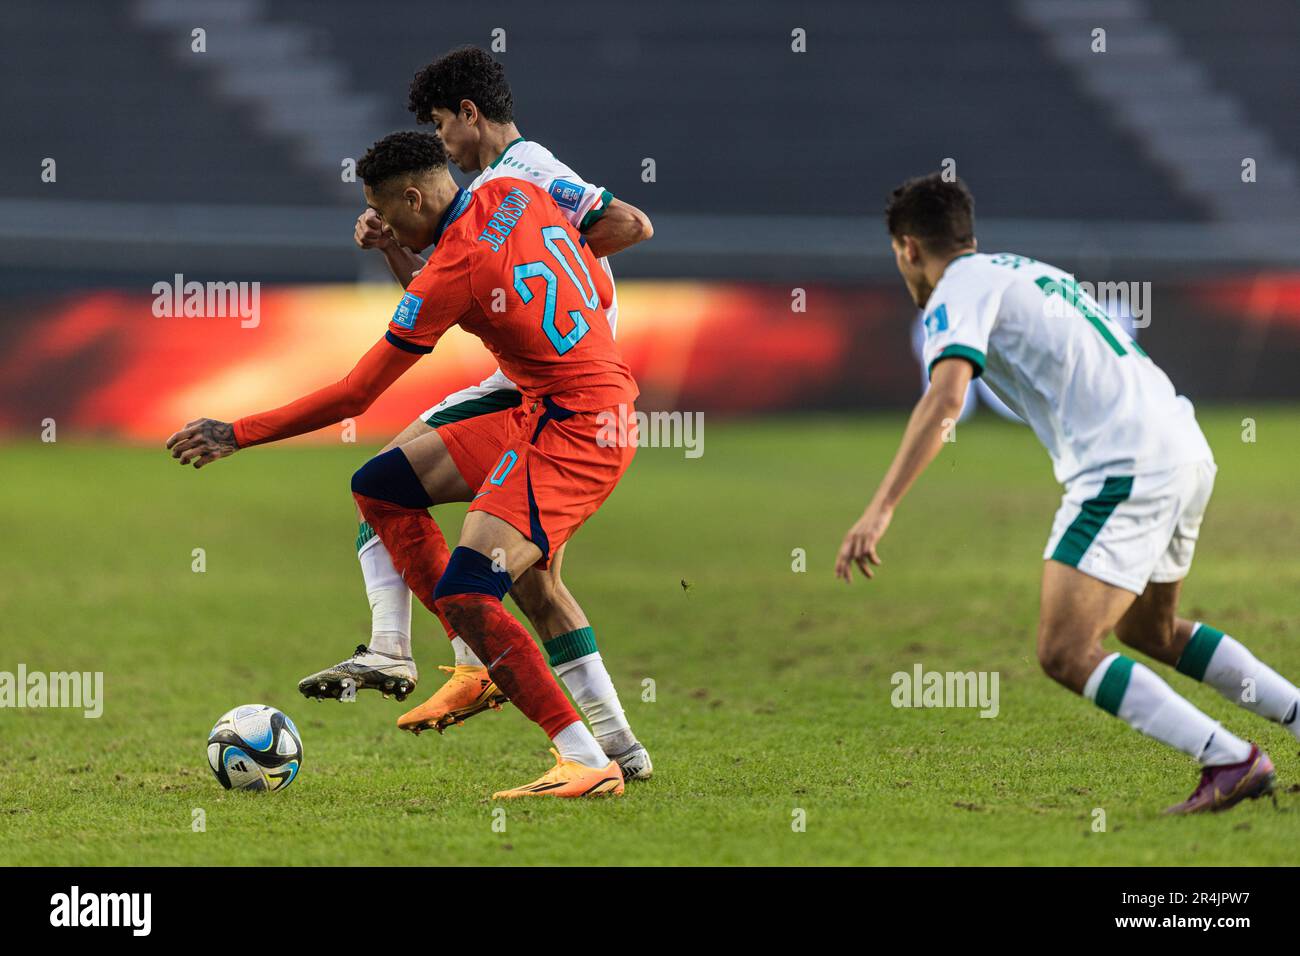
[206,704,303,792]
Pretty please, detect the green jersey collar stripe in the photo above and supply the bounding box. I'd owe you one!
[1177,623,1226,680]
[579,190,615,232]
[487,137,527,170]
[1094,655,1135,715]
[928,344,985,379]
[1050,475,1134,567]
[422,389,522,428]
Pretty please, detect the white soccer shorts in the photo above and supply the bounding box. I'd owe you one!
[1044,459,1217,594]
[419,368,521,428]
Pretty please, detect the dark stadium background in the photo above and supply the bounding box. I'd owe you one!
[1,0,1298,437]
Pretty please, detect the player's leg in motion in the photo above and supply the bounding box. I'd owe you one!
[307,412,651,776]
[507,544,649,776]
[1037,561,1273,814]
[297,419,464,702]
[1114,581,1300,741]
[362,423,650,776]
[359,417,435,663]
[434,511,623,798]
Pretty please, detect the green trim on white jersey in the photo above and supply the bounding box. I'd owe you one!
[487,137,526,170]
[579,189,614,231]
[928,343,985,379]
[423,389,522,428]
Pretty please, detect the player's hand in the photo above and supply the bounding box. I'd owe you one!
[165,418,240,469]
[354,209,394,251]
[835,505,892,583]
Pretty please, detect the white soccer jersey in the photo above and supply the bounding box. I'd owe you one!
[470,138,619,337]
[920,252,1212,485]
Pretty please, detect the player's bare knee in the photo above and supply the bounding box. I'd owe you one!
[1036,625,1095,691]
[1036,640,1072,687]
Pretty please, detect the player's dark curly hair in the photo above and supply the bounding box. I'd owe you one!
[408,46,514,124]
[885,173,975,251]
[356,131,447,190]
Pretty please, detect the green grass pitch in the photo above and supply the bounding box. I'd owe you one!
[1,407,1298,865]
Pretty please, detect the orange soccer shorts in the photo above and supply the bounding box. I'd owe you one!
[437,395,636,569]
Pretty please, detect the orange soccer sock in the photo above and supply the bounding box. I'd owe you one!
[434,586,579,739]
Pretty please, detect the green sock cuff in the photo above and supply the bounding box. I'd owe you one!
[1176,623,1225,681]
[1094,655,1135,716]
[356,521,376,553]
[544,627,598,667]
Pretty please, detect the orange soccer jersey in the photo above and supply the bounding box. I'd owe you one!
[386,178,636,411]
[388,179,639,564]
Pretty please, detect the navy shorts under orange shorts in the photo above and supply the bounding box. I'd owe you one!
[437,395,637,569]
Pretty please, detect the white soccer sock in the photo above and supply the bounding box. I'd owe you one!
[1084,652,1252,766]
[1180,624,1300,741]
[551,720,610,768]
[554,652,631,739]
[451,636,484,668]
[358,531,411,659]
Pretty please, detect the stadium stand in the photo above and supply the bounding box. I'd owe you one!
[0,0,1297,286]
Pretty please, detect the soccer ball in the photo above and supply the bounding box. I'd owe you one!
[206,704,303,792]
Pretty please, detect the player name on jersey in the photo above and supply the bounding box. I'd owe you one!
[477,186,532,252]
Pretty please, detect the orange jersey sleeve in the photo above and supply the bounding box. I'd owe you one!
[386,221,475,355]
[232,335,420,447]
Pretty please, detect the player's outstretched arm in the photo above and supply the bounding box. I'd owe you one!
[582,198,653,259]
[834,357,973,582]
[165,335,422,468]
[355,208,427,288]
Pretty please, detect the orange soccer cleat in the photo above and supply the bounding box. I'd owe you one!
[492,748,625,799]
[396,665,508,734]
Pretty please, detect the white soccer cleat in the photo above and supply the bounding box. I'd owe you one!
[612,742,654,781]
[297,645,418,702]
